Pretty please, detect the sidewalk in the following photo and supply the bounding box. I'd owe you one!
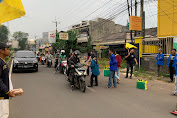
[85,69,175,96]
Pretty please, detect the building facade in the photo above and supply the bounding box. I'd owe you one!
[69,21,89,46]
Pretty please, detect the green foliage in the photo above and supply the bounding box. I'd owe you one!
[142,74,148,78]
[120,60,127,69]
[12,31,29,50]
[53,30,92,53]
[98,58,109,67]
[67,30,78,49]
[148,77,153,80]
[0,25,9,43]
[87,37,92,52]
[78,46,88,53]
[134,72,140,77]
[52,40,68,52]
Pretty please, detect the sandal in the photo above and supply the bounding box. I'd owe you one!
[105,86,110,88]
[170,111,177,115]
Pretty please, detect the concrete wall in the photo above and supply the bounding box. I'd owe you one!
[89,18,123,44]
[141,57,169,74]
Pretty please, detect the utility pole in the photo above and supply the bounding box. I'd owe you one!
[135,0,137,16]
[126,0,133,44]
[140,0,144,38]
[131,0,133,15]
[135,0,137,37]
[52,18,60,42]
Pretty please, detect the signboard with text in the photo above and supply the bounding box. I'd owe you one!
[129,16,142,31]
[48,31,56,43]
[59,33,68,40]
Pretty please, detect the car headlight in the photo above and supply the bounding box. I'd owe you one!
[33,60,38,63]
[14,60,19,64]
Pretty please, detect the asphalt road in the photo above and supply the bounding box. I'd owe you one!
[9,65,177,118]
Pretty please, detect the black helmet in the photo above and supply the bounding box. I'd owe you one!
[74,50,80,56]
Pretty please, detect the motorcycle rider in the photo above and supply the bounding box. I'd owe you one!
[55,50,60,68]
[69,50,80,90]
[45,51,52,67]
[36,52,41,62]
[59,50,66,66]
[40,52,45,63]
[67,48,76,79]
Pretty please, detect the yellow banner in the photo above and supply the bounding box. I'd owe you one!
[0,0,26,23]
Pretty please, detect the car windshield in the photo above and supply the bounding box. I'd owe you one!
[16,52,35,58]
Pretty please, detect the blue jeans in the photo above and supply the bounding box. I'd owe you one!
[108,70,117,88]
[115,67,120,80]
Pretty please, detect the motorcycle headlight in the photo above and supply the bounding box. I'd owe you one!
[33,60,38,63]
[76,69,82,75]
[14,60,19,64]
[84,70,87,75]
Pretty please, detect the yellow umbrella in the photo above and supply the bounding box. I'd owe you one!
[125,43,137,49]
[0,0,25,23]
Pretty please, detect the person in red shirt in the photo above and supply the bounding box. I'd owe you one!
[115,51,121,83]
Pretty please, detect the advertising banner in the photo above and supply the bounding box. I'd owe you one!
[48,31,56,43]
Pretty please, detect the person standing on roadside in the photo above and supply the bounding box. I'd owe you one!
[125,48,138,79]
[172,53,177,96]
[88,54,100,87]
[86,52,91,75]
[106,49,117,88]
[0,43,15,118]
[115,51,121,83]
[167,49,176,82]
[156,48,164,77]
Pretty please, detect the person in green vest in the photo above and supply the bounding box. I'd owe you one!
[59,50,66,66]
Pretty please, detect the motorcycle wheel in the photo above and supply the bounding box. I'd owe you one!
[63,67,66,75]
[79,78,86,93]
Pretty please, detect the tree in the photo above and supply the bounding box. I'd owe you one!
[0,25,9,43]
[12,31,29,50]
[67,29,79,49]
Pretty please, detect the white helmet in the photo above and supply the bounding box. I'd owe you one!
[61,50,65,53]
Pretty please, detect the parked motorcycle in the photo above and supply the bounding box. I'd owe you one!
[68,63,87,93]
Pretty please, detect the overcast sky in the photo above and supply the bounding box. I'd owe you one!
[3,0,157,39]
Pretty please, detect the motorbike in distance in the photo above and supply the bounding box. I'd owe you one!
[68,62,87,93]
[41,56,45,65]
[47,58,52,67]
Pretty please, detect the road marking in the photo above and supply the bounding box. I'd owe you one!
[86,86,96,92]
